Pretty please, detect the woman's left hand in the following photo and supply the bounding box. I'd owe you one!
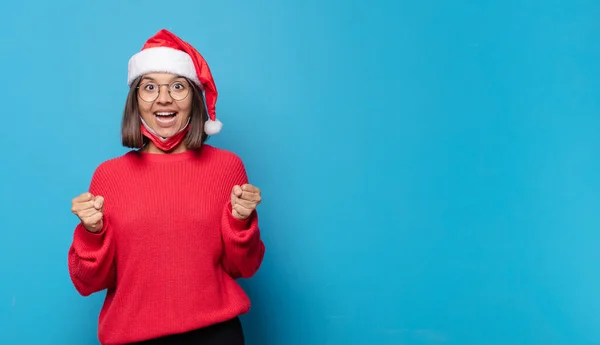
[231,184,262,220]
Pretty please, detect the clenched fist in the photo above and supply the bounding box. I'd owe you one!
[231,184,262,220]
[71,192,105,233]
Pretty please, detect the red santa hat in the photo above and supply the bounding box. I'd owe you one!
[127,29,222,135]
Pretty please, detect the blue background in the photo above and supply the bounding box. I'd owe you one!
[1,0,599,344]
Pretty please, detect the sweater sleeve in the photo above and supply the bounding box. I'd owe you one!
[220,156,266,279]
[67,165,116,296]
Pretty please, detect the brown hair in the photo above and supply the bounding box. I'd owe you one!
[121,76,209,149]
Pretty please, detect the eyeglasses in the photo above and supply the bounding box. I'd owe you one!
[137,80,190,102]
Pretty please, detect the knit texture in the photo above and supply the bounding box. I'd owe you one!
[67,145,265,345]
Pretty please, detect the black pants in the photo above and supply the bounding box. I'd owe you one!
[130,317,244,345]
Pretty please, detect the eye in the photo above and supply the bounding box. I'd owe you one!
[172,82,186,90]
[143,83,156,91]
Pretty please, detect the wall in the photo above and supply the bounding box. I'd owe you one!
[1,0,599,344]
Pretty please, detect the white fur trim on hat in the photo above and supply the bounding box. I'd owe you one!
[127,47,200,86]
[204,119,222,135]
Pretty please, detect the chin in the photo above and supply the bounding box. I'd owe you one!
[154,127,181,138]
[149,120,184,137]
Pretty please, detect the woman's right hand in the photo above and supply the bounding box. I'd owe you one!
[71,192,104,233]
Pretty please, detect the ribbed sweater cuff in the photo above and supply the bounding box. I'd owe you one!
[226,201,253,231]
[74,221,107,248]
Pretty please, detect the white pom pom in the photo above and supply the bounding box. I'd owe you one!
[204,119,222,135]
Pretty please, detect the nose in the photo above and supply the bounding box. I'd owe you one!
[156,84,173,104]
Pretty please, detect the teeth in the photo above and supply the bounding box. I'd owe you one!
[155,112,176,116]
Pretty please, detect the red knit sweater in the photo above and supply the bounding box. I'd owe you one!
[67,145,265,345]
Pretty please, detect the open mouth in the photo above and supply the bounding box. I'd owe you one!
[154,112,178,125]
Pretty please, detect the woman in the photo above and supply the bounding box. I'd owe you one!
[68,29,266,345]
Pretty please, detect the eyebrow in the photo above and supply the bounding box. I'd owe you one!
[141,75,186,82]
